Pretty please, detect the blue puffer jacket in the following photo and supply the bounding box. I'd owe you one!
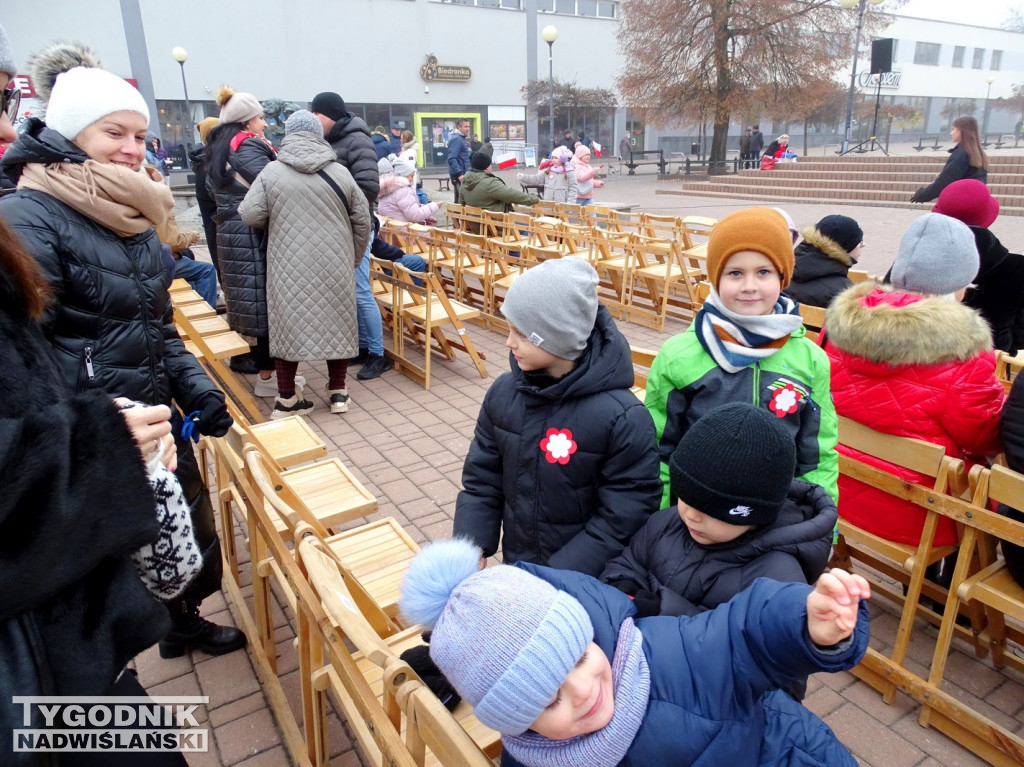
[503,565,867,767]
[447,131,471,177]
[454,305,662,576]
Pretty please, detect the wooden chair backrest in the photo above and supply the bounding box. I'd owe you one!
[798,302,826,341]
[641,212,682,240]
[444,204,465,230]
[695,280,711,307]
[837,416,948,479]
[397,680,494,767]
[630,345,658,390]
[996,351,1023,394]
[848,269,870,283]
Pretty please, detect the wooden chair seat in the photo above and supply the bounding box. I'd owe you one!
[175,299,217,320]
[402,298,480,324]
[183,332,250,361]
[248,417,327,468]
[168,278,193,293]
[277,459,377,537]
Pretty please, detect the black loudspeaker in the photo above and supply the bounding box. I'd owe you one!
[871,38,894,74]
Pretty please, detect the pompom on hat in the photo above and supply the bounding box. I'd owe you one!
[501,258,599,361]
[46,66,150,141]
[669,403,795,528]
[707,207,795,289]
[399,538,593,736]
[932,178,999,229]
[284,109,323,138]
[890,213,979,296]
[216,86,262,126]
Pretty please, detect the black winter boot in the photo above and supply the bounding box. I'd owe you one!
[159,603,247,658]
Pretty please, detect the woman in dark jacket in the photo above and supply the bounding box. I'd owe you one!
[785,214,864,308]
[189,116,220,280]
[453,259,661,577]
[206,86,279,387]
[0,215,186,764]
[0,57,239,659]
[911,116,988,203]
[932,179,1024,353]
[1000,376,1024,587]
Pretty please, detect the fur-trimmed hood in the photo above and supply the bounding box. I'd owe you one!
[825,281,992,366]
[377,173,411,199]
[798,226,853,267]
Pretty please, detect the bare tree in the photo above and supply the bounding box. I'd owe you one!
[1002,5,1024,31]
[521,78,617,143]
[940,99,979,122]
[616,0,899,173]
[993,83,1024,127]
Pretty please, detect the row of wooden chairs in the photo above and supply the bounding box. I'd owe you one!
[171,285,499,766]
[828,417,1024,765]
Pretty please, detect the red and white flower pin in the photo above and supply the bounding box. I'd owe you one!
[540,428,577,465]
[769,383,802,418]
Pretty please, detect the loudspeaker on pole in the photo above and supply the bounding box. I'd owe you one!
[870,38,894,75]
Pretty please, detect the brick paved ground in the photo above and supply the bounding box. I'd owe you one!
[153,166,1024,766]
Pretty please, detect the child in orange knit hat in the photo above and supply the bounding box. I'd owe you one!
[643,207,838,508]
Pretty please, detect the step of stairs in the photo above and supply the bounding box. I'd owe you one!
[658,154,1024,216]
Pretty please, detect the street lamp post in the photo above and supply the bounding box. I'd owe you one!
[839,0,883,155]
[542,25,558,152]
[983,75,996,137]
[171,46,192,152]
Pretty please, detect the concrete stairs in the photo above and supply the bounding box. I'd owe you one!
[657,154,1024,216]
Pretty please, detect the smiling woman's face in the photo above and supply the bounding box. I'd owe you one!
[73,111,149,169]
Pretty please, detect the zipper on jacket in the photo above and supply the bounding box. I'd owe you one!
[128,248,161,393]
[752,363,761,405]
[83,345,95,380]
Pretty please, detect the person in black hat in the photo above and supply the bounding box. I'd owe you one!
[601,402,836,636]
[785,214,864,308]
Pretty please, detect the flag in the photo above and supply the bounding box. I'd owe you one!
[495,152,517,170]
[592,141,602,158]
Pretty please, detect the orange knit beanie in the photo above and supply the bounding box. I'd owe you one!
[706,207,795,289]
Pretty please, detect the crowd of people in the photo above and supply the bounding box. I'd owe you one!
[0,19,1022,767]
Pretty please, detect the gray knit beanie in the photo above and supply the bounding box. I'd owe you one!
[378,157,394,176]
[501,258,599,361]
[0,25,16,77]
[218,89,263,126]
[669,403,795,527]
[399,539,593,736]
[284,109,322,137]
[890,213,979,295]
[392,157,416,177]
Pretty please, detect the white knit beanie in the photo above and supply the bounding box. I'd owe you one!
[46,66,150,141]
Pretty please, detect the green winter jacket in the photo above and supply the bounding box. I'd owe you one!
[645,324,839,507]
[458,170,539,225]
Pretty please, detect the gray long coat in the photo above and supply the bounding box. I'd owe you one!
[239,132,371,362]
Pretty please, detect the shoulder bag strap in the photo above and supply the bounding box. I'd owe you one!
[316,169,352,218]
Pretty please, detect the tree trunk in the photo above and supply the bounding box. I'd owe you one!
[709,116,731,175]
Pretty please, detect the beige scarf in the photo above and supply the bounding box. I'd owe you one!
[18,160,175,238]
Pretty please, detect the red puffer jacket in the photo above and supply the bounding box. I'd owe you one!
[823,283,1004,545]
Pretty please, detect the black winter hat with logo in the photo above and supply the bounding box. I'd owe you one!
[669,402,796,527]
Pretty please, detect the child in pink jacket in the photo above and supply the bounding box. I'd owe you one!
[377,157,440,224]
[573,144,604,206]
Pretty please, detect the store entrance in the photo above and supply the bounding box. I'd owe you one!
[413,112,482,169]
[625,115,645,152]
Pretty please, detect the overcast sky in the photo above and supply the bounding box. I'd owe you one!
[895,0,1018,27]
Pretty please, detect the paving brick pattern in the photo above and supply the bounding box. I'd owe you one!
[151,174,1024,765]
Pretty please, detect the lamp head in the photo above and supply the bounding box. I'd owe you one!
[542,25,558,44]
[987,76,996,85]
[171,46,188,64]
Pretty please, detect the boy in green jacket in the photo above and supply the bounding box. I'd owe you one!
[645,207,838,508]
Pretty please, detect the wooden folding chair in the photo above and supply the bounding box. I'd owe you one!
[625,234,702,331]
[589,227,634,317]
[395,679,494,767]
[453,231,490,310]
[629,346,658,403]
[995,350,1023,394]
[485,209,533,257]
[829,416,968,702]
[798,303,826,342]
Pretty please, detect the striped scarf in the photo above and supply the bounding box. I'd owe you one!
[695,289,803,373]
[501,617,650,767]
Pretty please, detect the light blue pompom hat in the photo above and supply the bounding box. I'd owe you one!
[399,538,593,736]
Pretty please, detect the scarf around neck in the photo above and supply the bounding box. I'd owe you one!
[696,288,803,373]
[18,160,174,238]
[501,617,650,767]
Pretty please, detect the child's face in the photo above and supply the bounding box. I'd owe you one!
[677,499,754,544]
[506,325,574,378]
[717,250,783,316]
[529,642,614,740]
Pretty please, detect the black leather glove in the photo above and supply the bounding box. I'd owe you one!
[910,189,925,203]
[400,642,461,711]
[632,589,661,619]
[194,394,232,438]
[609,579,640,597]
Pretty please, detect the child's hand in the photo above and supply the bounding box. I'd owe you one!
[806,569,870,647]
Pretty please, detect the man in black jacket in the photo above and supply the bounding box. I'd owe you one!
[311,92,392,379]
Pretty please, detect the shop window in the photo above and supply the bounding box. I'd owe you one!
[952,46,964,68]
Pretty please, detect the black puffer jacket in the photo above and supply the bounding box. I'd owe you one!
[0,266,168,765]
[453,306,662,576]
[964,226,1024,353]
[208,133,276,337]
[910,145,988,203]
[325,113,379,208]
[785,232,856,309]
[1000,376,1024,587]
[600,480,836,617]
[0,119,220,411]
[189,144,218,266]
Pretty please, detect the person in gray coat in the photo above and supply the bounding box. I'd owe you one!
[239,111,371,419]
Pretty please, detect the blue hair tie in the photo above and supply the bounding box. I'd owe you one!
[181,410,202,443]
